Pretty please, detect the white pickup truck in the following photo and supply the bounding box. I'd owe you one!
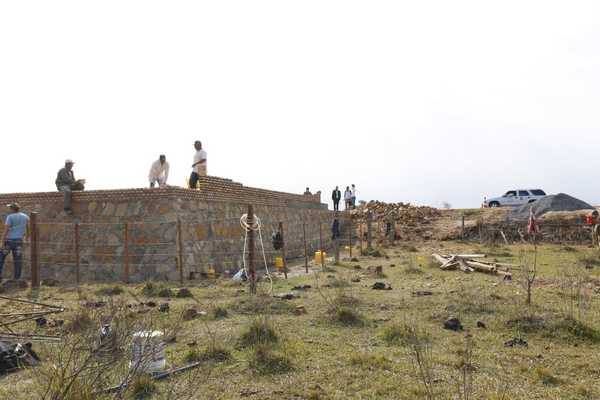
[484,189,547,208]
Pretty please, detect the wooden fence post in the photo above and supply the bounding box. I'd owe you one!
[278,222,288,279]
[461,213,465,240]
[359,222,363,255]
[123,222,129,284]
[303,222,308,274]
[248,205,256,294]
[30,212,39,288]
[74,223,80,285]
[348,218,353,258]
[367,212,373,250]
[177,219,184,284]
[319,221,325,269]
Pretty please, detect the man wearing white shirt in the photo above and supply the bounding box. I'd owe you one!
[189,141,207,189]
[149,155,170,188]
[351,184,357,209]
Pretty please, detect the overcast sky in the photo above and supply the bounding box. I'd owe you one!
[1,1,599,208]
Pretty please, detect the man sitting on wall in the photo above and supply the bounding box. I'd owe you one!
[55,159,85,213]
[0,203,29,280]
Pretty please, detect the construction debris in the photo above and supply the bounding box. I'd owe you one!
[352,201,441,240]
[0,341,40,375]
[0,295,65,343]
[443,317,463,331]
[432,254,512,279]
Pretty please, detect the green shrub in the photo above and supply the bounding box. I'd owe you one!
[239,317,279,347]
[249,344,292,375]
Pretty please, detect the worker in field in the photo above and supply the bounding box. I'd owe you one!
[55,159,85,213]
[189,140,207,189]
[148,155,170,188]
[0,203,29,280]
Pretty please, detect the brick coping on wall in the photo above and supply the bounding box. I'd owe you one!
[0,175,325,208]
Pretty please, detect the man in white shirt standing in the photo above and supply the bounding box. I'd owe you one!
[351,184,357,209]
[148,155,170,188]
[189,140,207,189]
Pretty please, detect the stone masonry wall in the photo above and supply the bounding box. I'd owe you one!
[0,177,343,282]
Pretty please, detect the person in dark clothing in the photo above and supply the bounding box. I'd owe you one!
[331,217,341,241]
[331,186,341,211]
[55,160,85,212]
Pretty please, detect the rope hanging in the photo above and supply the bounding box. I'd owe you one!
[240,214,273,294]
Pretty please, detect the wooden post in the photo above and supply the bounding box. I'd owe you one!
[319,221,325,269]
[278,222,288,279]
[461,213,465,240]
[348,218,353,258]
[177,219,184,284]
[334,239,340,264]
[359,222,363,254]
[479,217,483,244]
[303,222,308,274]
[30,212,39,288]
[247,205,256,294]
[367,212,373,250]
[123,222,129,284]
[74,223,80,285]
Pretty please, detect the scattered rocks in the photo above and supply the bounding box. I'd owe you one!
[371,282,392,290]
[276,292,298,300]
[176,288,193,298]
[291,285,311,291]
[412,291,433,297]
[477,321,487,329]
[159,303,170,313]
[146,301,157,308]
[84,301,107,309]
[294,305,307,315]
[504,337,528,348]
[443,317,463,331]
[35,317,47,327]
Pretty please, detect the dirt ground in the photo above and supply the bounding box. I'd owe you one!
[1,239,600,400]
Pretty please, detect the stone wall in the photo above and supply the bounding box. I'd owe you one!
[0,177,345,282]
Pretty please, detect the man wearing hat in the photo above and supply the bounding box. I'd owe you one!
[0,203,29,280]
[55,159,86,212]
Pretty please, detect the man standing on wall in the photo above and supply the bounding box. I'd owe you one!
[331,186,341,211]
[55,159,85,213]
[189,141,207,189]
[149,155,170,188]
[0,203,29,280]
[344,186,352,210]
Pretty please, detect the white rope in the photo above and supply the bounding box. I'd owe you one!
[240,214,273,294]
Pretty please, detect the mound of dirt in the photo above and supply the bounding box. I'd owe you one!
[509,193,594,221]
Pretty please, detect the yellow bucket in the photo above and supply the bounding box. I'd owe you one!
[315,251,326,265]
[275,257,284,270]
[207,266,216,279]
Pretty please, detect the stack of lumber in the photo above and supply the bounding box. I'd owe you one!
[432,253,512,279]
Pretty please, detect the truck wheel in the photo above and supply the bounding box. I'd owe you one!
[489,201,500,208]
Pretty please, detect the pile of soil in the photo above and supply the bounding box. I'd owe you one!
[509,193,594,221]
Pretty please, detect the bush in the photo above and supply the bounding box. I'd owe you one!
[349,353,392,371]
[382,323,430,347]
[95,285,124,296]
[239,317,279,347]
[332,307,364,327]
[128,374,157,399]
[211,305,229,319]
[533,367,561,386]
[248,344,292,375]
[65,310,94,334]
[140,282,174,298]
[231,295,295,315]
[201,344,232,363]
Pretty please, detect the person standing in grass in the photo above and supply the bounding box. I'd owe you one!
[0,203,29,280]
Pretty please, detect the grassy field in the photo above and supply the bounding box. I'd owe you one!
[2,241,600,399]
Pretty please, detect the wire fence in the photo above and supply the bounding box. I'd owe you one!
[1,209,362,285]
